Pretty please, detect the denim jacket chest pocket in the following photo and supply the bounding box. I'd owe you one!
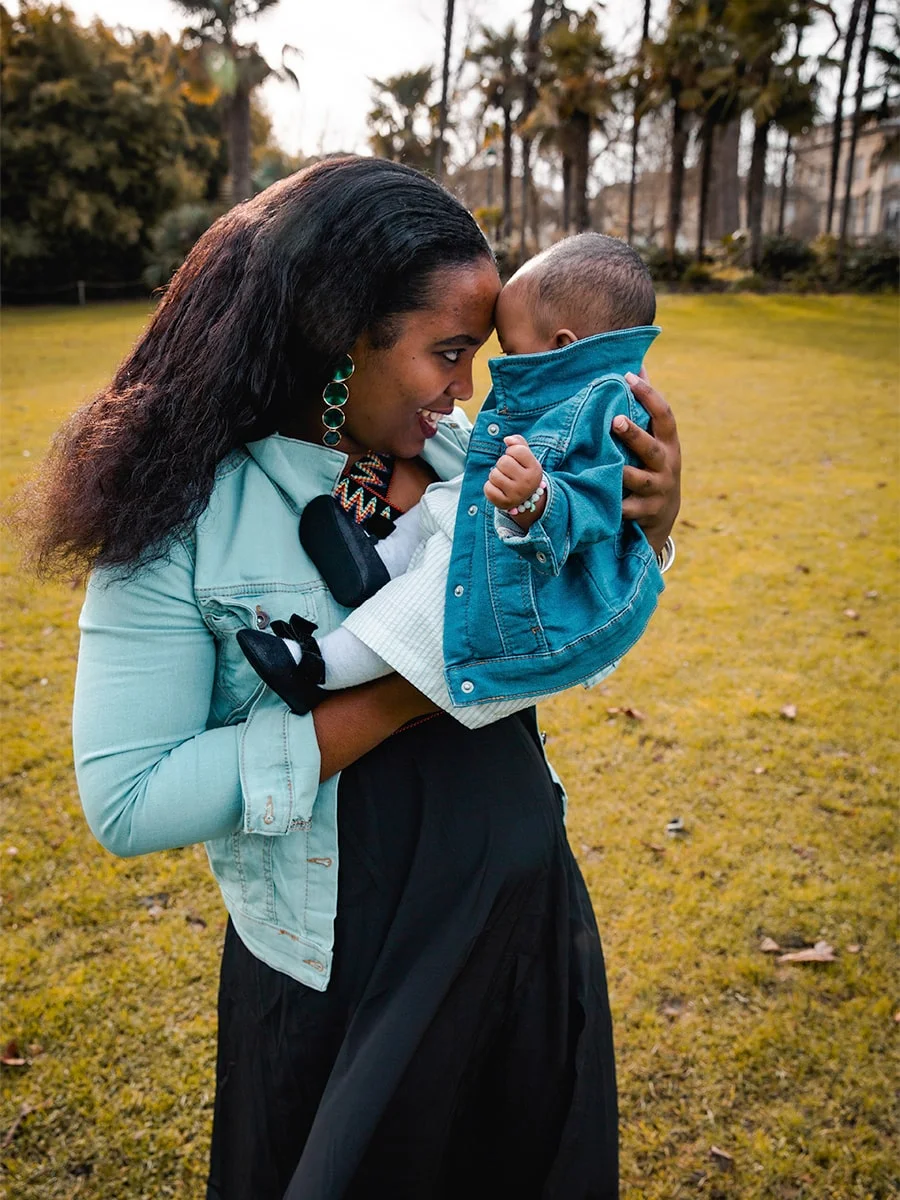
[198,583,339,727]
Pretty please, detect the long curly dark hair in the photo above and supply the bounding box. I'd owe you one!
[24,156,493,577]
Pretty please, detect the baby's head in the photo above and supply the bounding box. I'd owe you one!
[495,233,656,356]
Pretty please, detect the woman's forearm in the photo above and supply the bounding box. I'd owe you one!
[313,675,438,781]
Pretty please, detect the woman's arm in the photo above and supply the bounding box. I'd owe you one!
[74,539,430,857]
[313,675,437,781]
[616,373,682,554]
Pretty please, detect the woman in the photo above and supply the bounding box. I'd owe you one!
[33,157,680,1199]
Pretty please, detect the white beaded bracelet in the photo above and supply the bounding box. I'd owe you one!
[656,535,676,574]
[508,474,549,517]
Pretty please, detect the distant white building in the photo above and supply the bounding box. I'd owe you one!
[791,108,900,240]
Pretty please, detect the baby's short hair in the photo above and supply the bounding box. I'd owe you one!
[523,233,656,338]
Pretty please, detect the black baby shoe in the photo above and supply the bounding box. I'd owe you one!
[237,613,327,716]
[299,495,391,609]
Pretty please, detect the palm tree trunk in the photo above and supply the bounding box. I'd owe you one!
[228,83,252,202]
[666,101,688,265]
[747,119,770,271]
[708,118,740,239]
[696,117,715,261]
[627,0,652,242]
[827,0,863,234]
[778,132,792,235]
[502,104,513,240]
[434,0,455,180]
[838,0,876,279]
[519,0,546,264]
[561,154,572,232]
[573,112,591,232]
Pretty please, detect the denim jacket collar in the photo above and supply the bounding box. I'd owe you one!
[489,325,661,415]
[243,416,470,512]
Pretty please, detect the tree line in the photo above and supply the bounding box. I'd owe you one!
[1,1,897,297]
[373,0,897,275]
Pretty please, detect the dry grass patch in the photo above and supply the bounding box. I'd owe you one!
[2,296,898,1197]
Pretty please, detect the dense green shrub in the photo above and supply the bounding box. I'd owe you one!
[143,203,219,289]
[759,235,816,280]
[642,245,691,282]
[843,234,899,292]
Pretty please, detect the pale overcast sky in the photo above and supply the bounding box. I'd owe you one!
[10,0,854,157]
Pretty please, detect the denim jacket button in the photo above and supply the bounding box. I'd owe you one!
[536,552,548,564]
[454,585,464,597]
[468,505,478,516]
[487,423,500,436]
[461,680,474,694]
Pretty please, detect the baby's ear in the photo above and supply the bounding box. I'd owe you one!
[554,328,578,348]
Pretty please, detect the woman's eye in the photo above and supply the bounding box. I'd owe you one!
[440,349,462,364]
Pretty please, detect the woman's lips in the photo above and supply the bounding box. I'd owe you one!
[416,406,451,440]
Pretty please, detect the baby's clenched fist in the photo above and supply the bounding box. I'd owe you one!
[483,435,546,528]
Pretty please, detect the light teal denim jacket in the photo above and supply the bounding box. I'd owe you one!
[73,421,488,991]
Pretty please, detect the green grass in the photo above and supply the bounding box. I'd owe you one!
[2,297,898,1198]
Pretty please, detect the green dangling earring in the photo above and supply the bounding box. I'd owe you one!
[321,354,354,447]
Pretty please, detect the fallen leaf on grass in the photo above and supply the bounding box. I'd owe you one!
[847,944,860,953]
[666,817,686,836]
[1,1041,26,1067]
[777,940,836,964]
[185,913,207,931]
[843,608,859,620]
[794,563,810,574]
[780,704,797,720]
[579,844,603,863]
[759,937,781,953]
[138,892,170,910]
[146,904,166,920]
[864,589,879,600]
[791,845,816,861]
[606,706,646,721]
[642,841,666,855]
[710,1145,734,1170]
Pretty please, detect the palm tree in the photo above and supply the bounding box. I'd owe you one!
[434,0,455,180]
[368,69,436,172]
[826,0,864,233]
[644,1,710,266]
[526,9,614,233]
[467,24,521,242]
[627,0,653,242]
[176,1,298,204]
[519,0,548,262]
[730,0,816,271]
[838,0,878,278]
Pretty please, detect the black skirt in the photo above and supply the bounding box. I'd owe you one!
[206,710,618,1200]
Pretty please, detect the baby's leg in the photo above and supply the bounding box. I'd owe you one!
[375,505,422,578]
[312,626,392,690]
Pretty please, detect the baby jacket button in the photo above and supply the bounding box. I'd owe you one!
[536,552,548,564]
[461,680,475,694]
[487,423,500,436]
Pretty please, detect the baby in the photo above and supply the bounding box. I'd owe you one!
[238,233,671,728]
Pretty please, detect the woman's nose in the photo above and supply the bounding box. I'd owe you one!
[446,363,474,402]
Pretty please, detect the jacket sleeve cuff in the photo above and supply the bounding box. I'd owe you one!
[492,478,568,576]
[239,689,322,834]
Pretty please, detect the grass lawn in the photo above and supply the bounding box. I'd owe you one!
[1,296,898,1198]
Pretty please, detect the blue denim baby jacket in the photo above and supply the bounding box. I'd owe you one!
[443,325,664,706]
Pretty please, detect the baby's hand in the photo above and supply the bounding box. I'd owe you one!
[483,435,544,522]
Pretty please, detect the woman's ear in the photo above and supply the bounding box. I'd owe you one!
[554,328,578,348]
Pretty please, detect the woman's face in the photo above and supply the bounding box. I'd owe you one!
[337,258,501,460]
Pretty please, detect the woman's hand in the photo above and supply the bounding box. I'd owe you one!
[614,372,682,555]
